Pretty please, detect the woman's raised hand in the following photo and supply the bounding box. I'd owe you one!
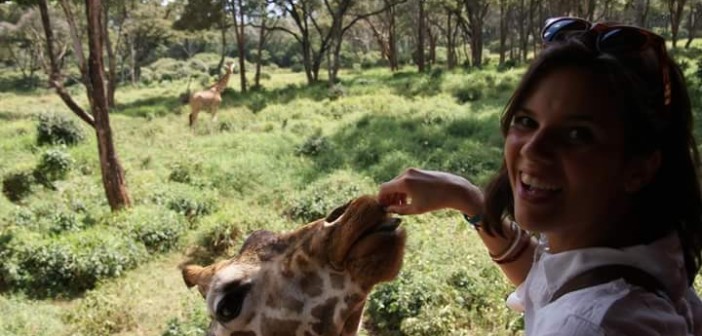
[378,168,484,216]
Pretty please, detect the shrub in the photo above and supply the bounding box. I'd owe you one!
[120,207,189,253]
[286,171,374,222]
[2,171,34,202]
[290,63,305,73]
[367,271,435,333]
[49,212,82,234]
[168,163,193,184]
[34,147,73,182]
[296,132,331,157]
[0,228,147,297]
[36,113,85,146]
[452,84,484,103]
[66,291,138,335]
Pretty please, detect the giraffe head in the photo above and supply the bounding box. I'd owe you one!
[182,195,406,336]
[224,61,235,74]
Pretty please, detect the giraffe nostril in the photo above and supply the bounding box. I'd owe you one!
[215,283,252,322]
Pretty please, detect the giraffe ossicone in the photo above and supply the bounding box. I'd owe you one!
[182,195,407,336]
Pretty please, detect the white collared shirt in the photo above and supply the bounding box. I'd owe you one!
[507,234,702,335]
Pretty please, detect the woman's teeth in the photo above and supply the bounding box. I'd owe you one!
[521,173,560,191]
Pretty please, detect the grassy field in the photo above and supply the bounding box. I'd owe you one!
[1,60,701,336]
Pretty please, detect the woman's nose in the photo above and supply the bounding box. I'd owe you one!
[520,130,556,165]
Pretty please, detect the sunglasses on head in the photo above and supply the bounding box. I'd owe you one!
[541,17,671,108]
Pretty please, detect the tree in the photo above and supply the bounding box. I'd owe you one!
[229,0,247,92]
[666,0,687,48]
[685,0,702,48]
[462,0,489,67]
[31,0,131,211]
[85,0,131,210]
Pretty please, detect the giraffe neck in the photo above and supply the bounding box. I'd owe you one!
[214,72,230,93]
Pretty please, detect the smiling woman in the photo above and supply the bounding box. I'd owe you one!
[378,17,702,336]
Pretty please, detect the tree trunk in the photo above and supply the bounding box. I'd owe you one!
[38,0,96,128]
[255,14,267,88]
[217,24,227,75]
[102,1,118,109]
[388,2,398,71]
[417,0,426,72]
[233,0,247,93]
[86,0,131,211]
[685,2,702,48]
[667,0,688,48]
[635,0,651,27]
[498,0,507,65]
[447,10,456,69]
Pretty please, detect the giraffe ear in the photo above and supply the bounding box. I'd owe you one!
[182,264,204,288]
[325,201,351,222]
[182,264,211,297]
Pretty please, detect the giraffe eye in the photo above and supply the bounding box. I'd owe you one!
[216,283,252,322]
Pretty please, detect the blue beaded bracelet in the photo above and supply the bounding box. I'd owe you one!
[462,213,482,230]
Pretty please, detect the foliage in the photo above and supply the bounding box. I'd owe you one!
[285,170,374,223]
[36,113,85,147]
[65,291,138,335]
[113,206,189,253]
[0,228,148,298]
[34,147,73,182]
[1,170,33,202]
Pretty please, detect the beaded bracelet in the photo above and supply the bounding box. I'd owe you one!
[462,213,483,230]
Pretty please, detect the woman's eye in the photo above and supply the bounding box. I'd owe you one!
[512,115,537,129]
[566,127,594,144]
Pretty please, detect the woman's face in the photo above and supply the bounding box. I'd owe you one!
[505,66,648,251]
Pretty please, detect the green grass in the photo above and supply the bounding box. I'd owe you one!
[0,61,700,336]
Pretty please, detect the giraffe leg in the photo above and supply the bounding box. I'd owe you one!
[211,106,218,123]
[189,107,199,127]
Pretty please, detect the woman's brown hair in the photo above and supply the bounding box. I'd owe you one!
[482,39,702,285]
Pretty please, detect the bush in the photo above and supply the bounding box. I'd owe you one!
[118,207,189,253]
[286,171,373,222]
[452,84,484,103]
[0,228,148,297]
[65,292,137,335]
[290,63,305,73]
[296,132,331,157]
[2,171,34,202]
[34,147,73,182]
[36,113,85,146]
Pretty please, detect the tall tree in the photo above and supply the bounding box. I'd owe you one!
[666,0,687,48]
[685,0,702,48]
[462,0,489,67]
[229,0,247,92]
[417,0,426,71]
[85,0,131,211]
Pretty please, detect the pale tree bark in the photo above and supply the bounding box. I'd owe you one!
[85,0,131,211]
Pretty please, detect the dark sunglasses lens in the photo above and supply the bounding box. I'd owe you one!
[599,28,648,52]
[542,19,589,42]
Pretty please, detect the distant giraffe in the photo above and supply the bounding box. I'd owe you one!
[189,62,234,127]
[182,195,407,336]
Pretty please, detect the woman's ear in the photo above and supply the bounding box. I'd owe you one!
[625,150,661,193]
